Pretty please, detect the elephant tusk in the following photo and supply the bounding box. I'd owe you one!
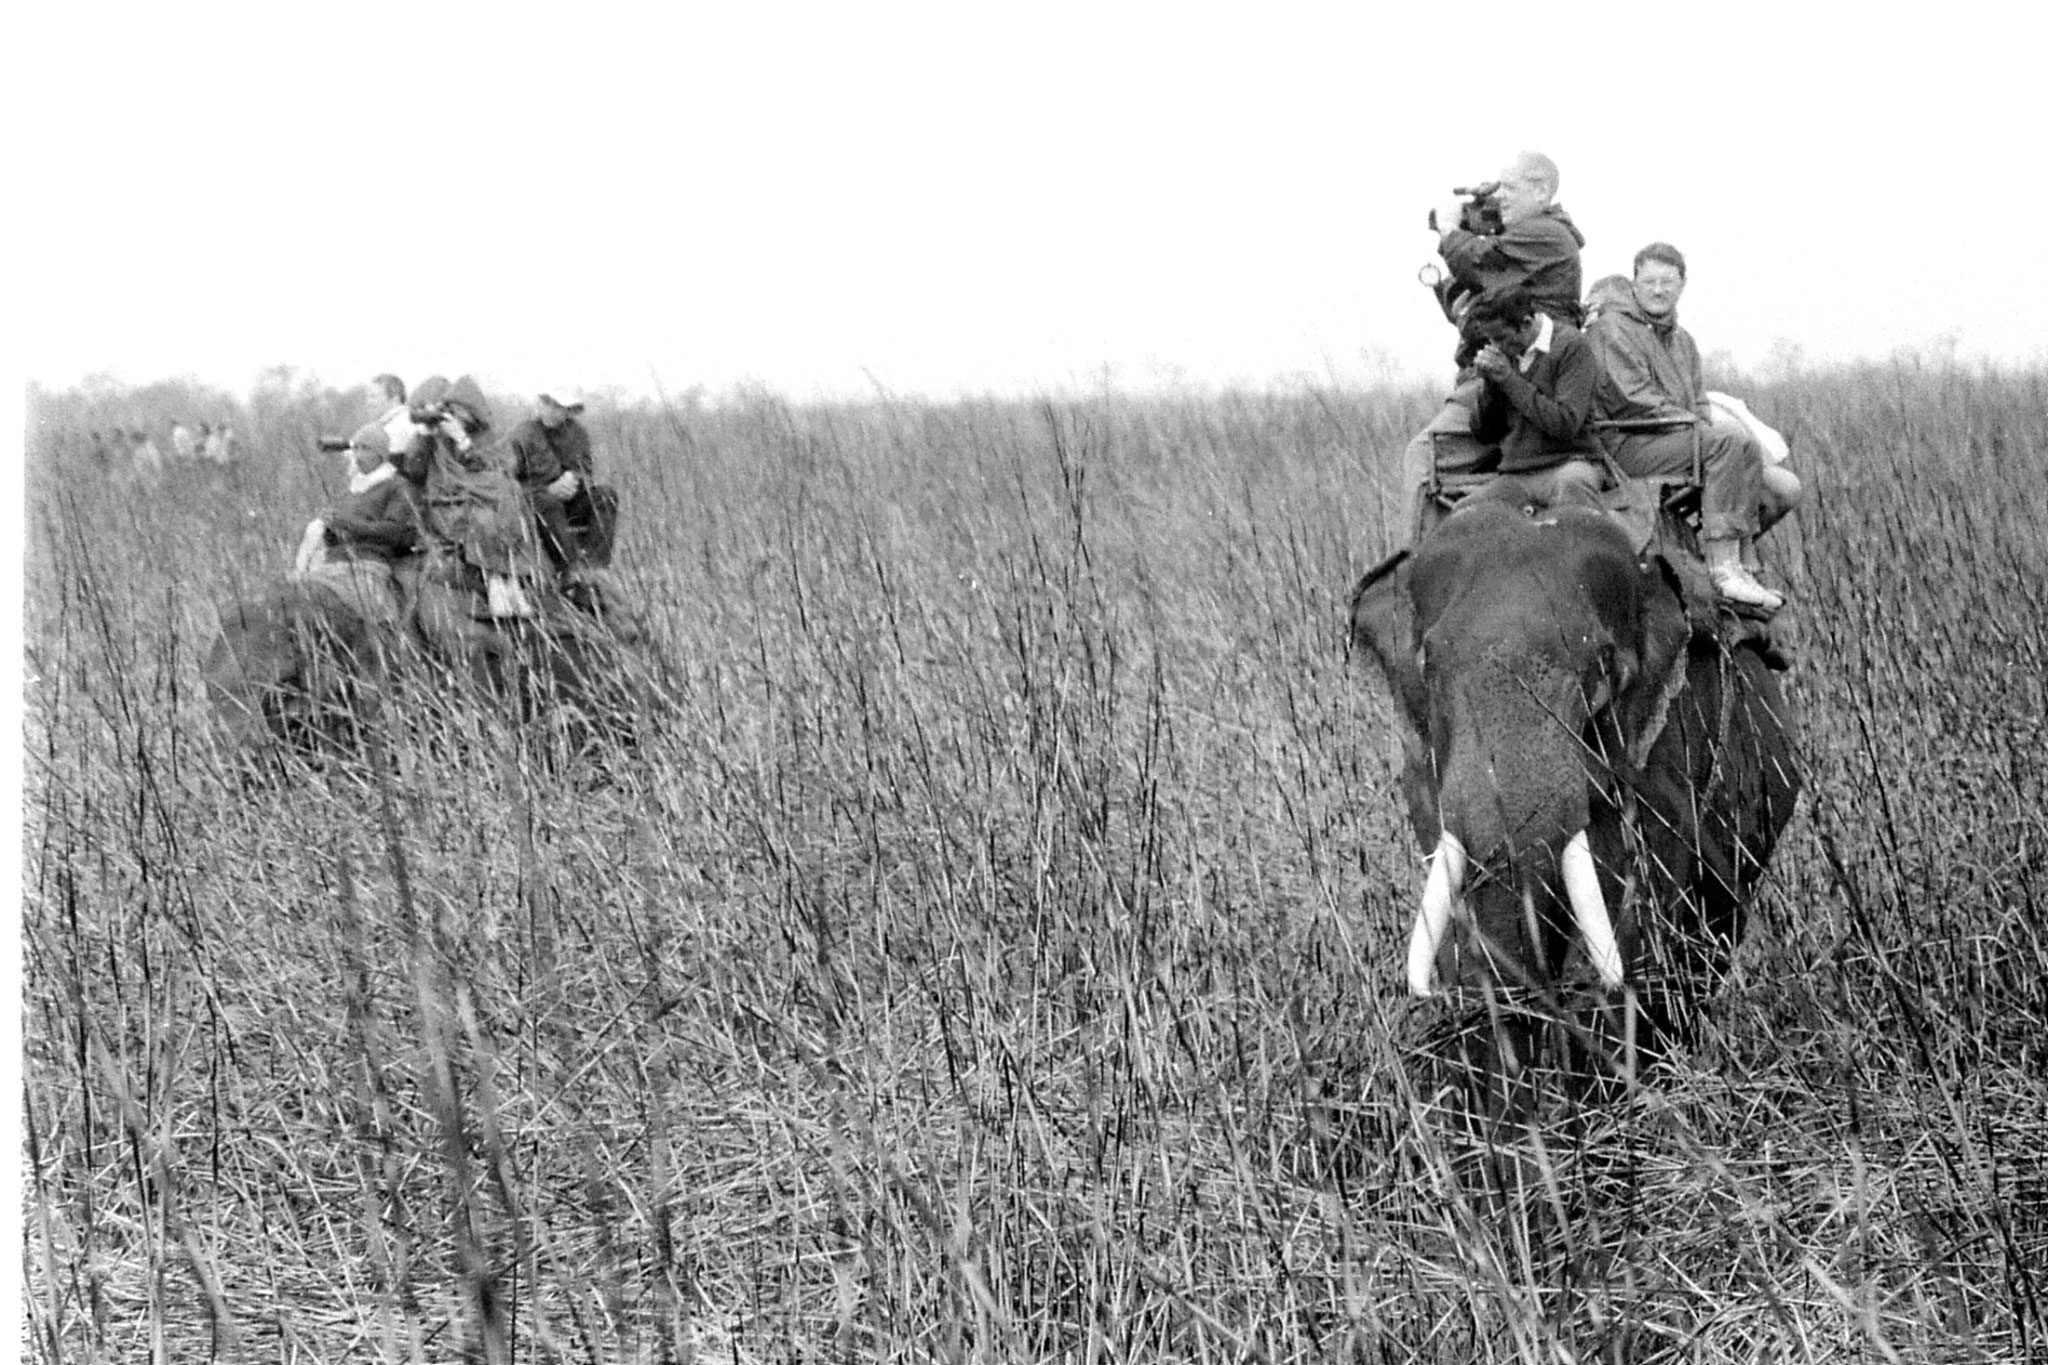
[1409,832,1466,997]
[1562,831,1625,989]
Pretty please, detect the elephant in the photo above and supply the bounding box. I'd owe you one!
[202,565,673,765]
[1349,500,1801,1078]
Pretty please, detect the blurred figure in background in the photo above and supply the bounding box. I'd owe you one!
[1583,273,1634,325]
[171,420,198,462]
[206,422,239,467]
[129,429,163,479]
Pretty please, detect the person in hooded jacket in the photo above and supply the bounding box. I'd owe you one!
[1588,242,1786,611]
[401,374,550,619]
[1398,151,1587,536]
[1433,153,1585,328]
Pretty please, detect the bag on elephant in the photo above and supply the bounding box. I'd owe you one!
[1704,391,1789,465]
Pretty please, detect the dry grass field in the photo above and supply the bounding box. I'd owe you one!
[21,362,2048,1362]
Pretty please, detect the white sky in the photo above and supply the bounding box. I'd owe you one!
[14,0,2048,402]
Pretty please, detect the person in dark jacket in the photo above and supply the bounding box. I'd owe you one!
[1436,152,1585,328]
[1589,242,1786,611]
[1399,151,1586,537]
[1456,285,1605,516]
[506,388,595,576]
[411,375,546,619]
[291,423,423,625]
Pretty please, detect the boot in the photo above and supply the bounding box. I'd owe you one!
[1704,539,1784,613]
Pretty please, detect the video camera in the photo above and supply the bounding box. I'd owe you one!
[1417,181,1505,332]
[1426,182,1503,236]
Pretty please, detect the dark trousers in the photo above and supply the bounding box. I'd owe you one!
[532,493,584,572]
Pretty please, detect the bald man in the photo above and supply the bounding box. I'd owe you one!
[1435,151,1584,328]
[1400,150,1588,537]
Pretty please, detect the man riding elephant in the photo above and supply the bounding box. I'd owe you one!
[290,422,424,627]
[1453,285,1607,518]
[1588,244,1790,612]
[507,386,614,579]
[400,374,548,621]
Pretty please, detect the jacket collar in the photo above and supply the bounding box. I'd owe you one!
[1517,313,1556,373]
[1616,297,1680,338]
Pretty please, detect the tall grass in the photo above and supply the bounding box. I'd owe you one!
[22,364,2047,1361]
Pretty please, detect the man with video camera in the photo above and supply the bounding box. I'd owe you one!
[1399,151,1586,537]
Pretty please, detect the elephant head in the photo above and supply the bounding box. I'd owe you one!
[1350,501,1799,1019]
[203,581,387,756]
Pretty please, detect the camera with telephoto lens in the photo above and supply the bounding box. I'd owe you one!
[408,401,451,427]
[1426,181,1504,236]
[316,436,353,453]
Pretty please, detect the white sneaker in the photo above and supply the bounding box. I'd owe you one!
[1711,563,1784,613]
[485,575,536,619]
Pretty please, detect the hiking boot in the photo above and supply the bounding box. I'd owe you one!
[1711,563,1784,614]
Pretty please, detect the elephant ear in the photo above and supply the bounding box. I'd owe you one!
[1349,548,1428,735]
[1617,551,1710,764]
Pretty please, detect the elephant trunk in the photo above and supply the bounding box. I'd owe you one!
[1407,690,1624,996]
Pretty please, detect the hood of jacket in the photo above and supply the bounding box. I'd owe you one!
[1542,203,1586,248]
[1611,295,1679,338]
